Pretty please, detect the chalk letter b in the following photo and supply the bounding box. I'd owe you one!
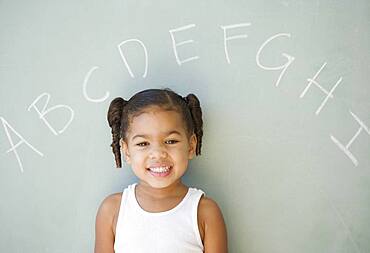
[27,92,74,136]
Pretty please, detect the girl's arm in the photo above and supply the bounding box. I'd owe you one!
[94,195,118,253]
[199,196,228,253]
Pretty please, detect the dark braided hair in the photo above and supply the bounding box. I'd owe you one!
[107,88,203,168]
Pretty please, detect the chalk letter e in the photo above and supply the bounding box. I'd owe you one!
[169,24,199,66]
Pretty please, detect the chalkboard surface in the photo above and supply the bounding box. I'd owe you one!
[1,1,369,252]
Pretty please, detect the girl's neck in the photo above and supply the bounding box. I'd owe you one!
[136,180,188,200]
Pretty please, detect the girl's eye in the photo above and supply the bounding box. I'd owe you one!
[166,140,178,144]
[136,142,148,147]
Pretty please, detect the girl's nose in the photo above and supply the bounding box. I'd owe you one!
[149,145,168,159]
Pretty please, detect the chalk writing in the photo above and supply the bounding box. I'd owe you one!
[169,24,199,65]
[220,23,251,64]
[256,33,295,87]
[0,22,366,172]
[300,62,343,115]
[330,111,370,166]
[1,117,44,173]
[27,92,74,135]
[83,66,110,102]
[117,39,148,78]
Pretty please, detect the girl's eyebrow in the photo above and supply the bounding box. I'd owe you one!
[131,130,182,140]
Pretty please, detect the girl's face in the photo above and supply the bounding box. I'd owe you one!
[120,106,197,189]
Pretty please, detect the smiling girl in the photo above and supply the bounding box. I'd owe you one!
[94,88,228,253]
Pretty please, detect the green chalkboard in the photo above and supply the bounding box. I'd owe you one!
[1,1,369,252]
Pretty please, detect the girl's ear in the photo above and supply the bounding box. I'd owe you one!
[188,133,197,160]
[120,138,131,164]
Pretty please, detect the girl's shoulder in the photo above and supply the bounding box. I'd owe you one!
[198,194,223,220]
[197,195,218,229]
[96,192,123,236]
[98,192,123,214]
[197,195,228,251]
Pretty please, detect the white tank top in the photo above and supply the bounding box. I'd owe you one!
[114,183,205,253]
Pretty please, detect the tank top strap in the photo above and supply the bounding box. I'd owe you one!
[188,187,205,248]
[114,184,131,237]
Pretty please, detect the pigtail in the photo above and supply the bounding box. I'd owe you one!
[107,97,128,168]
[183,94,203,155]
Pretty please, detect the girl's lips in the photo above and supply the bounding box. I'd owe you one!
[147,166,172,177]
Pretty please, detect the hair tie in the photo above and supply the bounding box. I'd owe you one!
[183,96,189,104]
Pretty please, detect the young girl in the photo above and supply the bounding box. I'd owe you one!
[94,88,228,253]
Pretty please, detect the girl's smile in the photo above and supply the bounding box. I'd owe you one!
[147,164,172,177]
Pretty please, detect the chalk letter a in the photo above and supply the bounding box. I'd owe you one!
[1,117,44,173]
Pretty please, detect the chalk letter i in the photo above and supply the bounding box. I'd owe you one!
[330,111,370,166]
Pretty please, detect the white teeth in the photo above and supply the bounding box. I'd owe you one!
[149,166,170,173]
